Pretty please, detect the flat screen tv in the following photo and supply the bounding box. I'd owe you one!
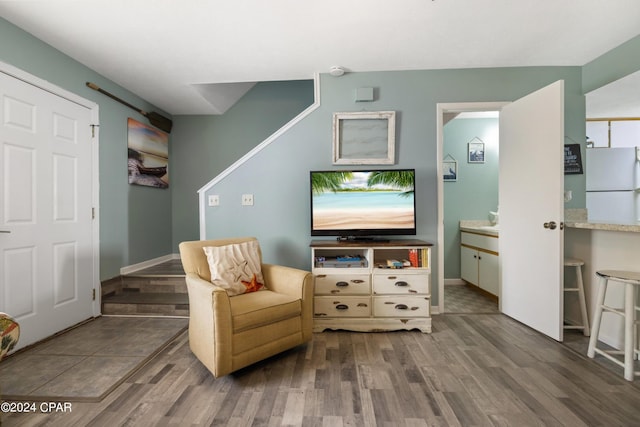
[310,169,416,239]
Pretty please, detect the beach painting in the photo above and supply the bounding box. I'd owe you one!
[127,118,169,188]
[311,171,415,231]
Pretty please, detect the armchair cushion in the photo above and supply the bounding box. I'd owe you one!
[230,290,300,333]
[203,240,265,296]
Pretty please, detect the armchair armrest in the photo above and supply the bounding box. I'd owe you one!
[262,264,314,341]
[262,264,313,298]
[184,273,233,376]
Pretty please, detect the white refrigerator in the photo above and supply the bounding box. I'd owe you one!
[586,147,640,223]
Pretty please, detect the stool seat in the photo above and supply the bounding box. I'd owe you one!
[596,270,640,284]
[563,258,589,336]
[587,269,640,381]
[564,258,585,267]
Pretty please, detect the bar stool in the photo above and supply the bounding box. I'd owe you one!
[564,258,590,336]
[587,270,640,381]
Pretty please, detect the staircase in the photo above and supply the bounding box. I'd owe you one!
[101,259,189,317]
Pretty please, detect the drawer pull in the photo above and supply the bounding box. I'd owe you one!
[394,281,409,287]
[335,281,349,287]
[351,279,365,284]
[388,276,397,280]
[395,304,409,310]
[335,304,349,310]
[357,303,368,307]
[316,274,327,278]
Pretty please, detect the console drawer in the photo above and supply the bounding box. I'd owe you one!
[314,296,371,318]
[314,274,371,295]
[372,272,429,295]
[373,296,430,317]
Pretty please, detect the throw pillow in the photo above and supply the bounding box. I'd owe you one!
[203,240,265,296]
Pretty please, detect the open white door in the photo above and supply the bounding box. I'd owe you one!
[499,80,565,341]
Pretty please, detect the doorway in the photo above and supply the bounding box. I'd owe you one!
[437,81,567,343]
[436,102,507,315]
[0,61,100,350]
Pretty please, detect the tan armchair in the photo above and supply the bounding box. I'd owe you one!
[179,237,314,377]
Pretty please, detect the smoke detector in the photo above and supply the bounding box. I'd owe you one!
[329,66,345,77]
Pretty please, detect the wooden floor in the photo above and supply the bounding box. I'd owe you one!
[3,313,639,426]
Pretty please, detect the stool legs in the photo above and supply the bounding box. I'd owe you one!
[587,275,607,358]
[588,272,640,381]
[624,283,636,380]
[564,262,590,336]
[575,264,590,336]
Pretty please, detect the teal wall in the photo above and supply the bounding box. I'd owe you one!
[443,117,499,279]
[0,17,173,280]
[201,68,587,306]
[3,15,639,293]
[582,34,640,93]
[170,80,314,249]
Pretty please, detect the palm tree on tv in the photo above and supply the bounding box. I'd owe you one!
[311,171,353,194]
[367,170,414,196]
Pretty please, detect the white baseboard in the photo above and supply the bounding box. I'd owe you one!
[120,253,180,275]
[445,278,466,286]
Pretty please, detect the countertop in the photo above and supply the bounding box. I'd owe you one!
[563,208,640,233]
[459,221,499,237]
[460,219,640,235]
[564,220,640,233]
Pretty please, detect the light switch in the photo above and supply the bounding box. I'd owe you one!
[242,194,254,206]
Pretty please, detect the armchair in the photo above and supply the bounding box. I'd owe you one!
[179,237,313,377]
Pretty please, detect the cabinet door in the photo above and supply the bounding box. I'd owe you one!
[478,251,499,296]
[460,246,479,285]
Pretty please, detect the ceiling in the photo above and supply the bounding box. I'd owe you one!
[1,1,639,116]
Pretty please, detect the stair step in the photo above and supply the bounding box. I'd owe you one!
[101,259,189,317]
[102,292,189,317]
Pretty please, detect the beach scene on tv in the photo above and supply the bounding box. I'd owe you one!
[311,171,415,231]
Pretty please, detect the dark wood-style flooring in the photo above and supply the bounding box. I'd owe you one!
[3,312,639,426]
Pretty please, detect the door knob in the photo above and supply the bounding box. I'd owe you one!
[543,221,557,230]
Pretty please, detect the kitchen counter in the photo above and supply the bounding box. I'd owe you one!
[564,209,640,350]
[564,220,640,233]
[564,208,640,233]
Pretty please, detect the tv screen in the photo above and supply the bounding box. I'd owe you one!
[310,169,416,239]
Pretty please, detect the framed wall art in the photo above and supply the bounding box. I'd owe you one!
[332,111,395,165]
[443,154,458,182]
[127,118,169,188]
[467,138,485,163]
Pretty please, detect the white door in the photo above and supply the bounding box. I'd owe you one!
[0,70,95,349]
[499,80,565,341]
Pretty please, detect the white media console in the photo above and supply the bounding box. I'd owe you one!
[310,239,432,333]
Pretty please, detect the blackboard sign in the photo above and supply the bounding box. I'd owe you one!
[564,144,583,175]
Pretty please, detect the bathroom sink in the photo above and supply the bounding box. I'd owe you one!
[477,225,499,230]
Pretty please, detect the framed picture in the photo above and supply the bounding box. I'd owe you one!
[443,158,458,182]
[564,144,583,175]
[333,111,395,165]
[468,141,485,163]
[127,118,169,188]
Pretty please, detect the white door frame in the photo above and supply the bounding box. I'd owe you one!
[436,102,508,315]
[0,60,101,316]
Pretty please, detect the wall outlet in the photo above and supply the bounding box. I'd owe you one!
[241,194,254,206]
[208,195,220,206]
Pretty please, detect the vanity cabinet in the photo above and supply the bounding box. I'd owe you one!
[460,231,499,296]
[311,239,432,333]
